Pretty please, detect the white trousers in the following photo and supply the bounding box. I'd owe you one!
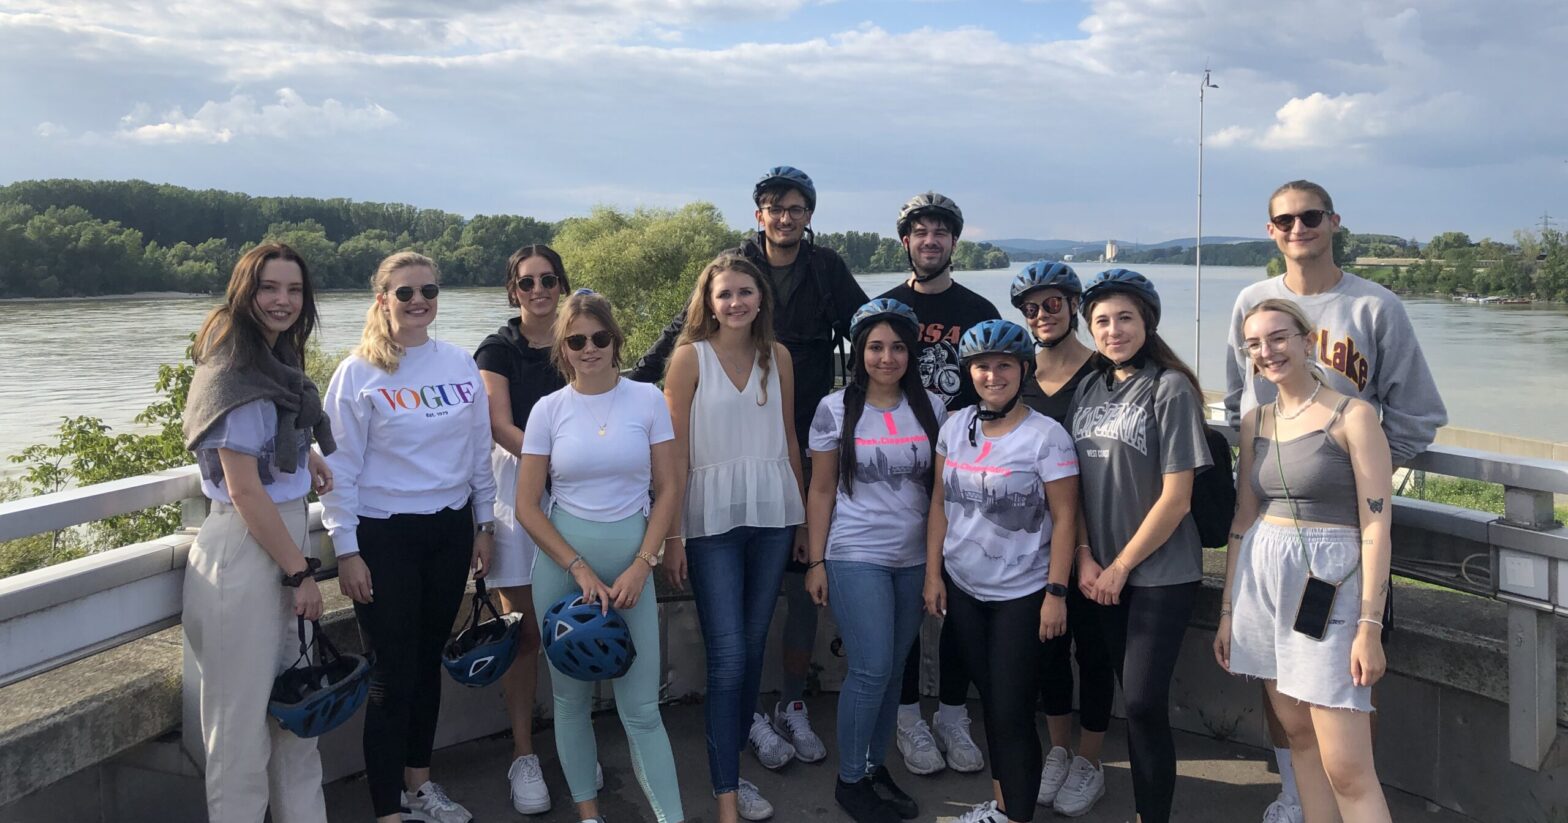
[182,499,328,823]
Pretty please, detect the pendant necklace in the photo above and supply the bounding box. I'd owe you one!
[580,378,621,436]
[1276,379,1322,421]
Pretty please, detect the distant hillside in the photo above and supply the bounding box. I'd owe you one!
[993,235,1264,259]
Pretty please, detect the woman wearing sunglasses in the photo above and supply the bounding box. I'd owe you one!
[473,244,570,814]
[1215,298,1393,823]
[514,289,686,823]
[662,254,806,823]
[1009,262,1113,818]
[1069,270,1210,823]
[322,251,497,823]
[181,243,335,823]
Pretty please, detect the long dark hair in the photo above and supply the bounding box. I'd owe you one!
[505,244,569,307]
[839,319,942,497]
[193,243,317,366]
[1085,291,1201,395]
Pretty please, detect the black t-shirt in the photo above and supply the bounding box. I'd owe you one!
[474,318,567,429]
[877,280,1001,412]
[1021,356,1099,425]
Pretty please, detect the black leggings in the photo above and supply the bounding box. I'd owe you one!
[898,613,971,706]
[946,580,1045,822]
[1037,580,1114,733]
[353,505,474,817]
[1098,581,1198,823]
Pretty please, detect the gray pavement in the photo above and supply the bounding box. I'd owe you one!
[323,695,1476,822]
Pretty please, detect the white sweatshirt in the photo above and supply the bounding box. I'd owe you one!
[321,339,497,556]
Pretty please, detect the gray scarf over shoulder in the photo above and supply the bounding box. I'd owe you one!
[182,337,336,473]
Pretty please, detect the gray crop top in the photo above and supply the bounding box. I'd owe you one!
[1250,397,1359,527]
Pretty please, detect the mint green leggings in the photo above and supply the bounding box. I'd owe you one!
[532,508,683,823]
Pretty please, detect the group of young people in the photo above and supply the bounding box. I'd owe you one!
[177,166,1444,823]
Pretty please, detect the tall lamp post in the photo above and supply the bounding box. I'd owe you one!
[1196,67,1218,387]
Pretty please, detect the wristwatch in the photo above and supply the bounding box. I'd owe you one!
[281,557,322,588]
[476,521,497,535]
[1043,582,1070,598]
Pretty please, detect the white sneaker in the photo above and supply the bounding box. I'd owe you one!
[1262,792,1305,823]
[1037,745,1071,806]
[1052,755,1106,817]
[508,754,551,814]
[931,714,984,773]
[772,700,827,763]
[400,780,473,823]
[895,716,946,775]
[955,800,1008,823]
[736,777,774,821]
[748,711,797,769]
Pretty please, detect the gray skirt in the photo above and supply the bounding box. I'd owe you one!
[1228,520,1373,712]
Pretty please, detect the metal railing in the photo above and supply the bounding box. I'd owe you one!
[2,437,1566,768]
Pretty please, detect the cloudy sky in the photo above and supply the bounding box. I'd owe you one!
[3,0,1565,243]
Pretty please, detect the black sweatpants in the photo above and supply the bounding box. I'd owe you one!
[353,505,474,817]
[1037,579,1114,733]
[946,580,1046,822]
[1097,581,1198,823]
[898,613,972,706]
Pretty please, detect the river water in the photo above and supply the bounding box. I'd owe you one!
[1,262,1561,462]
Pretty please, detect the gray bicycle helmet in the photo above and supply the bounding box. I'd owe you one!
[753,166,817,211]
[1009,261,1082,306]
[959,319,1035,362]
[896,192,964,238]
[849,298,920,340]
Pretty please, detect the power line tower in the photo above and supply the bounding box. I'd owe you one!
[1538,211,1555,236]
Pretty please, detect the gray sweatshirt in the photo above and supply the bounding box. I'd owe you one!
[1223,270,1447,465]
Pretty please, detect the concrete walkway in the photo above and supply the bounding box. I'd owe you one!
[323,695,1476,822]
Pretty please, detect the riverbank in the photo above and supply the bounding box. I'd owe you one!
[0,291,208,304]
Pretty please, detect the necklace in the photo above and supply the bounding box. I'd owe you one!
[578,378,621,436]
[716,345,754,379]
[1275,379,1322,421]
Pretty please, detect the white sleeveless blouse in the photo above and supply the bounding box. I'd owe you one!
[683,340,805,538]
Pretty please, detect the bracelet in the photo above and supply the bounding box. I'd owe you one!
[1357,617,1383,628]
[1075,544,1092,552]
[805,560,825,569]
[566,555,586,573]
[1219,608,1232,617]
[664,535,683,542]
[636,551,659,569]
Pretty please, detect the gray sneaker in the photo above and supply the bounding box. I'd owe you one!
[736,777,774,821]
[1052,755,1106,817]
[400,780,473,823]
[931,713,984,773]
[895,716,946,775]
[1037,745,1071,806]
[748,711,797,769]
[773,700,828,763]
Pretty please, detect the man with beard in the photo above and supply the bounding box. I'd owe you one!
[630,166,865,795]
[877,192,999,778]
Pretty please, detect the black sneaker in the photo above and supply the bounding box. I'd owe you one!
[868,765,919,819]
[835,777,900,823]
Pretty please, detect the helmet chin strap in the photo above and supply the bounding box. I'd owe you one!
[906,248,952,283]
[1037,315,1079,349]
[1099,345,1151,388]
[968,361,1032,445]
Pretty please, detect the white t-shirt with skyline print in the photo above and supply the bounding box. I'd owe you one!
[809,390,946,568]
[937,406,1079,601]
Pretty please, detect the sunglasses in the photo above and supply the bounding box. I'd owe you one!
[516,274,559,292]
[1021,296,1067,319]
[1270,209,1333,231]
[390,283,440,302]
[564,331,614,351]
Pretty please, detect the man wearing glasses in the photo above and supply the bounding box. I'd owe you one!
[630,166,866,780]
[1223,180,1446,823]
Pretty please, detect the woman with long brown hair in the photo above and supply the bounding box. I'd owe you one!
[181,242,335,823]
[662,253,806,822]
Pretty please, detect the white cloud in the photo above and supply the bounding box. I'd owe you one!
[34,121,66,138]
[114,88,397,144]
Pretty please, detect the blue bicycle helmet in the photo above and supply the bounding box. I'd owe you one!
[443,579,523,688]
[542,592,637,681]
[896,192,964,238]
[269,617,372,739]
[958,319,1035,363]
[1081,268,1161,326]
[753,166,817,211]
[849,298,920,340]
[1009,261,1082,306]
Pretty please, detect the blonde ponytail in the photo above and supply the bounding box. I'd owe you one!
[354,250,440,374]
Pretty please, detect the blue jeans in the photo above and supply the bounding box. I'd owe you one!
[685,525,794,794]
[826,559,926,783]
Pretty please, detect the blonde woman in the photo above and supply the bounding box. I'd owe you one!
[662,254,806,822]
[321,251,497,823]
[516,290,685,823]
[1215,297,1393,823]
